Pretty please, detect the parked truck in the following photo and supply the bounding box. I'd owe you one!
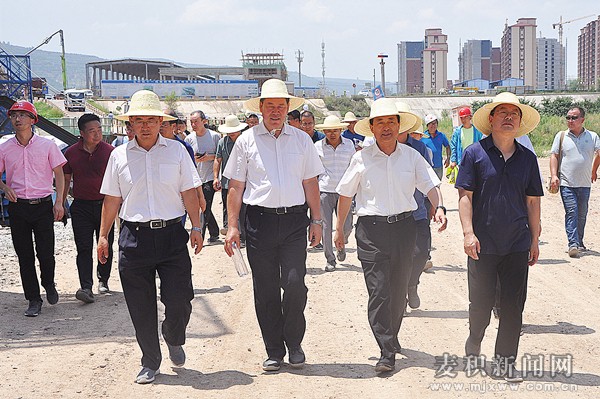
[64,89,86,112]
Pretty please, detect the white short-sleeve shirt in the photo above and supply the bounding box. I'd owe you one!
[223,122,324,207]
[314,137,356,193]
[100,135,201,222]
[336,142,439,217]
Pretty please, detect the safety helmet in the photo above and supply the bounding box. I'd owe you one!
[8,101,38,123]
[458,107,472,118]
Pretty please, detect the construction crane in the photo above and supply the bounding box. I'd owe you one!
[552,15,594,90]
[25,30,68,91]
[553,15,594,46]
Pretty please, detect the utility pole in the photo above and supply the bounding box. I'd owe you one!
[296,49,304,88]
[377,53,388,95]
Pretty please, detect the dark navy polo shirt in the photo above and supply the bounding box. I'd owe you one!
[455,135,543,255]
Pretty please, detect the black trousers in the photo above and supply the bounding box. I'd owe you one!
[467,252,529,362]
[8,200,56,302]
[202,181,220,240]
[119,222,194,370]
[221,188,247,241]
[408,218,431,287]
[71,199,115,290]
[356,215,416,360]
[245,205,309,360]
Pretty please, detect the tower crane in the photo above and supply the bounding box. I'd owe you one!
[553,15,594,47]
[552,15,594,90]
[26,30,68,91]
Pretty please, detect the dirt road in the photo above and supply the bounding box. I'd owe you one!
[1,158,599,398]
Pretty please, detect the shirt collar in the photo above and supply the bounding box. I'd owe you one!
[256,121,291,137]
[482,134,525,154]
[128,134,168,151]
[367,141,403,157]
[11,132,36,147]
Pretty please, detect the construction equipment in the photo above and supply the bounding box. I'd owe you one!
[26,30,68,91]
[553,15,594,89]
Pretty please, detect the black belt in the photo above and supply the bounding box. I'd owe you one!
[16,195,52,205]
[248,204,308,215]
[123,217,182,229]
[361,211,413,224]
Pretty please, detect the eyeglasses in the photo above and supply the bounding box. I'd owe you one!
[565,115,580,121]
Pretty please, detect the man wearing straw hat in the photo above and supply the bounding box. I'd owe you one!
[334,98,446,373]
[214,115,248,246]
[341,111,365,150]
[456,92,542,382]
[223,78,323,372]
[395,102,445,310]
[314,115,356,272]
[97,90,203,384]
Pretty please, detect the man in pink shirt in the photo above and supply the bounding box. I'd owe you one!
[0,101,66,317]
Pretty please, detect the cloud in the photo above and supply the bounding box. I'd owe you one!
[179,0,260,25]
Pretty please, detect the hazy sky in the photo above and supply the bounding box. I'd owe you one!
[2,1,597,83]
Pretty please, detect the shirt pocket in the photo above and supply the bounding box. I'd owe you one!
[159,164,179,184]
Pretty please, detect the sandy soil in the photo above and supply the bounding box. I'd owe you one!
[1,157,599,399]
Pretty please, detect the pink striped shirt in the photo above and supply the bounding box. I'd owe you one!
[0,134,67,199]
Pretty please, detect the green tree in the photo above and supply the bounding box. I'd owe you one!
[164,91,179,113]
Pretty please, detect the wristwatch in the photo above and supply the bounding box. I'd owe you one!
[436,205,447,215]
[191,226,202,232]
[310,219,324,226]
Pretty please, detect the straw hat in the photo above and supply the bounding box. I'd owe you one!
[315,115,349,130]
[244,79,305,113]
[218,115,248,134]
[396,102,423,133]
[354,98,418,137]
[115,90,177,121]
[472,92,540,137]
[342,111,359,123]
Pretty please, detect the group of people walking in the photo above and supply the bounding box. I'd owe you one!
[1,78,598,384]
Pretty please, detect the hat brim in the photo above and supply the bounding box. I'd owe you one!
[315,122,349,130]
[354,113,418,137]
[116,110,177,121]
[218,123,248,134]
[403,113,423,133]
[342,118,358,123]
[472,102,540,137]
[244,96,305,113]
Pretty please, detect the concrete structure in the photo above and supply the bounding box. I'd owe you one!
[491,47,502,82]
[578,16,600,91]
[241,52,287,88]
[86,59,178,96]
[397,41,424,94]
[459,40,493,82]
[501,18,537,87]
[423,28,448,94]
[537,37,563,91]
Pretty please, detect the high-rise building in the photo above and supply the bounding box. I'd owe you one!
[537,37,563,90]
[501,18,537,87]
[459,40,493,82]
[397,41,424,94]
[423,28,448,93]
[491,47,502,82]
[578,16,600,91]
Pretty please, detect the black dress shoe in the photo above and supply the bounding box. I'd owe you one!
[46,284,59,305]
[375,355,395,373]
[288,346,305,368]
[24,300,43,317]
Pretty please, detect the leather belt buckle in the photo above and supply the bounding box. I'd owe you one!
[149,220,165,229]
[275,207,287,215]
[386,214,400,224]
[29,198,42,205]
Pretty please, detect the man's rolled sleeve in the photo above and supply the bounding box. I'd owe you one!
[222,140,246,182]
[100,153,122,197]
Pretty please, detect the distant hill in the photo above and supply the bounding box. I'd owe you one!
[1,42,373,97]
